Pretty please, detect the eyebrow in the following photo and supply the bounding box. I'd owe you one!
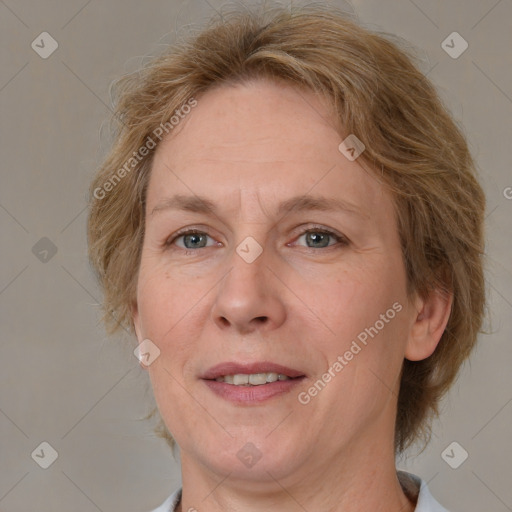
[150,193,367,219]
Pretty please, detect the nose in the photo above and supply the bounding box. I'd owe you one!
[210,241,287,335]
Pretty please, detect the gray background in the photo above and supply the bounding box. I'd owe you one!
[1,0,511,511]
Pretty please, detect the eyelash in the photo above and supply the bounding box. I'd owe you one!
[164,225,349,254]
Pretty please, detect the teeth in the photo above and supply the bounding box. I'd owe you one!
[214,372,292,386]
[233,374,249,385]
[249,373,267,385]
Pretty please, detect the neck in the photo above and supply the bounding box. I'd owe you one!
[176,432,416,512]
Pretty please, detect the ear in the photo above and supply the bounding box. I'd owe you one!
[132,301,150,370]
[131,300,143,343]
[405,288,453,361]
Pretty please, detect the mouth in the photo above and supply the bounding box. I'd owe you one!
[212,372,296,386]
[201,362,306,403]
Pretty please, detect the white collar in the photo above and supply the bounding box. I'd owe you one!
[397,471,450,512]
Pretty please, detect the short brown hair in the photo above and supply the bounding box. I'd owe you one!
[87,2,486,453]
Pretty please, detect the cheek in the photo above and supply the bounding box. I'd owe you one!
[136,256,213,384]
[136,256,198,337]
[137,267,202,434]
[306,296,408,435]
[307,264,403,333]
[304,262,408,390]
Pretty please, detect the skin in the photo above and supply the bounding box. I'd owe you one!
[133,78,452,512]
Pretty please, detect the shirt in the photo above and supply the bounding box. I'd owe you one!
[149,470,449,512]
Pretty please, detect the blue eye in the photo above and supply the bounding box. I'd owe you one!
[165,226,348,253]
[295,229,347,249]
[171,230,215,250]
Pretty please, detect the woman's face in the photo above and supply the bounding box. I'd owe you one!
[133,79,416,483]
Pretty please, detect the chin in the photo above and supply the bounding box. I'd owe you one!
[198,432,307,482]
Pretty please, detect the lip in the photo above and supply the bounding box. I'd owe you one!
[201,361,305,380]
[201,361,306,405]
[203,378,305,404]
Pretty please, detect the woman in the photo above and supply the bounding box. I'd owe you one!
[87,4,486,511]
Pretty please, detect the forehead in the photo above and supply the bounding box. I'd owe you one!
[159,79,339,162]
[147,79,392,221]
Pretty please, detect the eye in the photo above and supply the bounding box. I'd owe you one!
[166,229,217,250]
[164,226,348,253]
[294,227,348,249]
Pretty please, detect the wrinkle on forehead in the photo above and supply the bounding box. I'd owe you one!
[146,79,396,235]
[153,80,340,169]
